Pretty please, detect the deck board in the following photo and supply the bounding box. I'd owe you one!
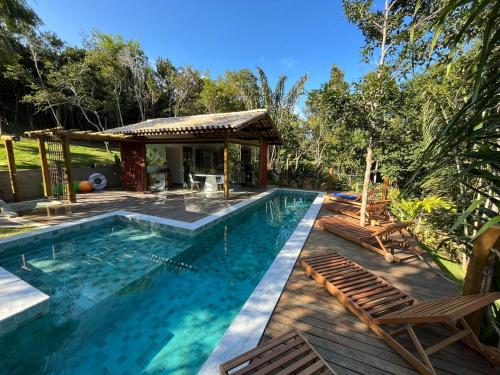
[262,210,494,375]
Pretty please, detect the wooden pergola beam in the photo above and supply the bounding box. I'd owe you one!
[1,135,20,141]
[37,138,52,198]
[24,128,142,142]
[3,137,20,201]
[60,134,76,203]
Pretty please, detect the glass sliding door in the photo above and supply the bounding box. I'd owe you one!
[240,145,260,186]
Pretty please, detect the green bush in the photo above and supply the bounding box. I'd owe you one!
[388,188,463,260]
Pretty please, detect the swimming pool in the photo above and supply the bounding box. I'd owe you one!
[0,190,318,374]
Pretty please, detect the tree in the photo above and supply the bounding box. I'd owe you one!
[170,65,204,116]
[343,0,412,225]
[305,66,358,188]
[21,31,67,127]
[0,0,39,65]
[224,69,260,109]
[343,0,450,76]
[118,45,151,121]
[256,67,308,173]
[199,74,243,113]
[410,0,500,237]
[84,32,131,127]
[154,58,177,117]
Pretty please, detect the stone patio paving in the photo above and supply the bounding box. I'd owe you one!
[15,188,263,226]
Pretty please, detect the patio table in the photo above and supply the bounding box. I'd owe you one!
[194,174,223,192]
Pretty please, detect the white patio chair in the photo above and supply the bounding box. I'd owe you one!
[216,175,224,191]
[189,174,201,191]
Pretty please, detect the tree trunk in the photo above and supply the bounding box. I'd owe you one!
[285,157,289,185]
[378,0,390,71]
[360,146,374,227]
[115,90,124,126]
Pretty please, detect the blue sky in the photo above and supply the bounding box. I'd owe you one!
[29,0,373,95]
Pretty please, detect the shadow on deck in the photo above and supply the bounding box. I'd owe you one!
[262,208,494,375]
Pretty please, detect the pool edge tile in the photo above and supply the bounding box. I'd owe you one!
[198,190,324,375]
[0,266,50,337]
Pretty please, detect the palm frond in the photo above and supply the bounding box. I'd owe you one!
[284,74,308,111]
[256,67,272,108]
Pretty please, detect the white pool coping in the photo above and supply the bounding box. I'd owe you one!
[198,190,324,375]
[0,267,49,335]
[0,188,277,249]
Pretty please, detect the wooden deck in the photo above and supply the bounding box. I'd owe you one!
[261,209,495,375]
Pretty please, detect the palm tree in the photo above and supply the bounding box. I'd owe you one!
[256,67,308,172]
[412,0,499,238]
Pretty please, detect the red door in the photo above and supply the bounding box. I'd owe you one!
[120,142,147,191]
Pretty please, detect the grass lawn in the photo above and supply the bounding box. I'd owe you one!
[417,241,465,286]
[0,226,38,238]
[0,139,119,170]
[432,253,465,286]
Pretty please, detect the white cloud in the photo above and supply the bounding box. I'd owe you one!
[280,57,296,68]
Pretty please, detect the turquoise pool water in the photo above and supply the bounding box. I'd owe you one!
[0,190,316,375]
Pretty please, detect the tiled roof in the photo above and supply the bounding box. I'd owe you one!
[106,109,269,135]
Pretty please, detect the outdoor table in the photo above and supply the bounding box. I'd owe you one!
[194,174,223,192]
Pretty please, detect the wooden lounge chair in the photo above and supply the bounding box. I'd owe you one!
[324,191,362,204]
[219,329,337,375]
[301,253,500,375]
[323,190,391,221]
[317,215,422,262]
[324,189,378,204]
[323,198,391,222]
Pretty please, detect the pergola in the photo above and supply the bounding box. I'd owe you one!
[16,109,280,201]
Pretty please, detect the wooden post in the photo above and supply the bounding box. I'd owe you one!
[259,138,268,188]
[382,176,389,200]
[224,131,230,199]
[327,168,334,191]
[463,226,500,334]
[60,134,76,203]
[3,138,20,202]
[360,146,374,227]
[37,138,52,198]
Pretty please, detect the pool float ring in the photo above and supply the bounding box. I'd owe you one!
[79,180,93,193]
[89,173,107,190]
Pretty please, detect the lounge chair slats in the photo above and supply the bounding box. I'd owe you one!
[323,197,391,222]
[301,252,500,375]
[318,216,421,262]
[221,330,299,370]
[323,203,361,219]
[234,341,308,374]
[220,329,337,375]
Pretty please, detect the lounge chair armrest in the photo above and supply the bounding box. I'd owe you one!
[370,221,413,237]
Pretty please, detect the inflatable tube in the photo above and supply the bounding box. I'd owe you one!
[88,173,107,190]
